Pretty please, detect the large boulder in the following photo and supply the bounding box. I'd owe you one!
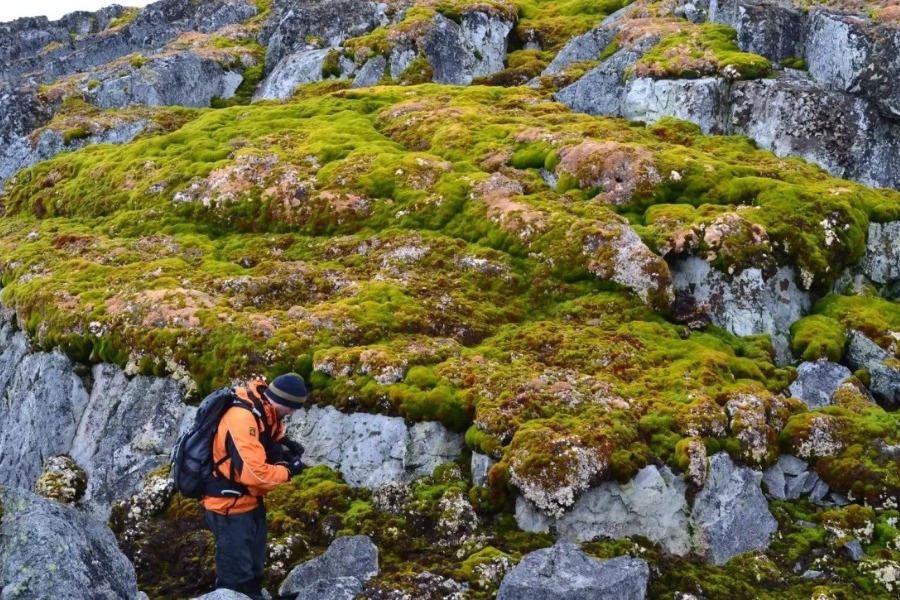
[69,363,187,518]
[496,541,649,600]
[278,535,378,599]
[671,257,810,364]
[0,349,90,490]
[621,77,730,135]
[0,487,139,600]
[285,405,464,488]
[788,361,853,409]
[691,453,778,565]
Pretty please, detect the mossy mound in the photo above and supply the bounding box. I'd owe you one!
[2,82,900,508]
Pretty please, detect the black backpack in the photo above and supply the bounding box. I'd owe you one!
[171,387,269,499]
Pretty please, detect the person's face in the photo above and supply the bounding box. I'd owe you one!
[273,403,299,418]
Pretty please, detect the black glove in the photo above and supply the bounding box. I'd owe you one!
[287,457,304,477]
[281,438,304,461]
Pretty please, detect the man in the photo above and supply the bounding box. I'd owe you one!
[202,372,308,600]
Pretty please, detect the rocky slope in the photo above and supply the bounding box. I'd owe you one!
[0,0,898,599]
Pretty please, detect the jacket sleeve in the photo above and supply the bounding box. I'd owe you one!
[221,408,290,493]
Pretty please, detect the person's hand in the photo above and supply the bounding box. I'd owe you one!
[287,458,304,477]
[282,438,304,460]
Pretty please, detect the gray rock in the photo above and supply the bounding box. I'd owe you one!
[278,535,378,598]
[730,73,900,189]
[861,222,900,286]
[621,77,730,134]
[260,0,384,73]
[294,576,363,600]
[0,349,90,490]
[544,26,616,75]
[709,0,805,63]
[806,10,872,95]
[762,461,786,500]
[0,487,138,599]
[843,539,865,562]
[254,49,331,101]
[496,541,649,600]
[554,48,647,117]
[515,496,552,533]
[69,363,187,519]
[89,52,243,108]
[285,405,463,488]
[423,14,476,85]
[2,0,255,85]
[554,465,691,555]
[809,478,830,503]
[784,471,812,500]
[846,330,890,371]
[777,454,808,477]
[1,119,147,188]
[351,55,387,88]
[788,361,852,409]
[845,331,899,408]
[671,258,810,364]
[691,453,778,565]
[801,570,824,580]
[869,361,900,409]
[462,11,513,79]
[471,451,497,487]
[193,590,253,600]
[389,45,418,79]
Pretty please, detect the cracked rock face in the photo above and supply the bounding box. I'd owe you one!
[0,348,90,491]
[285,405,464,487]
[69,363,187,520]
[260,0,384,72]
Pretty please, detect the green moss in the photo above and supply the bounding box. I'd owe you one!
[322,49,343,79]
[130,54,147,69]
[634,23,771,80]
[781,57,808,70]
[108,7,140,30]
[790,315,847,362]
[62,126,91,145]
[812,294,900,354]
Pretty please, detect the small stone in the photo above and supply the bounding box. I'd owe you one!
[843,539,865,562]
[801,570,824,580]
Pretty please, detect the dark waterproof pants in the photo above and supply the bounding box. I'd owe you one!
[204,503,267,600]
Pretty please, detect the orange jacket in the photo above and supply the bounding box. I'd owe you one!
[202,380,291,515]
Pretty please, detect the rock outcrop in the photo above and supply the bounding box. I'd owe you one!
[846,331,900,409]
[554,4,900,189]
[496,541,649,600]
[515,455,778,565]
[285,405,464,488]
[0,486,140,600]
